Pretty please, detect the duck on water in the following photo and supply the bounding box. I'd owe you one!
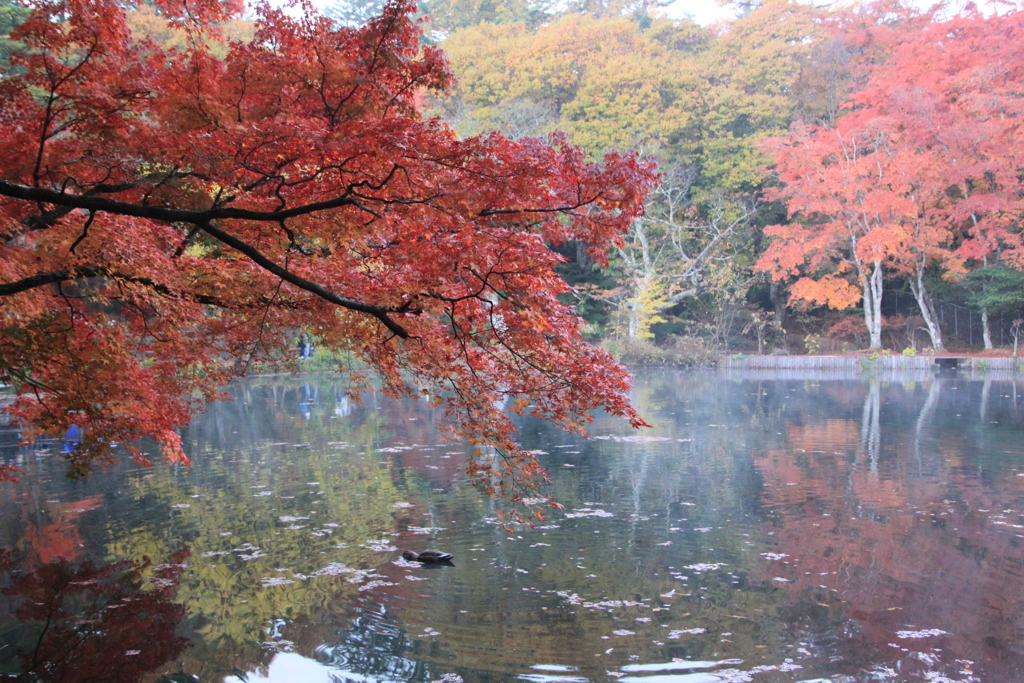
[402,550,454,564]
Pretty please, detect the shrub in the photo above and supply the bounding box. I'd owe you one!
[602,336,718,367]
[827,316,868,347]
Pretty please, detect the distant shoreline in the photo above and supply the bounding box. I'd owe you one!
[719,354,1022,373]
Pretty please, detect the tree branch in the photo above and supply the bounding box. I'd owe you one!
[0,180,411,338]
[196,221,410,338]
[0,179,373,224]
[0,266,303,311]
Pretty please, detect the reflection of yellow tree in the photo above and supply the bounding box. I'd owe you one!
[108,461,403,675]
[102,380,419,678]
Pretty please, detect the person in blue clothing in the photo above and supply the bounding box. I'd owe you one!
[299,333,311,359]
[62,424,80,454]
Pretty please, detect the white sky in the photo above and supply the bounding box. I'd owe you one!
[660,0,737,25]
[660,0,998,27]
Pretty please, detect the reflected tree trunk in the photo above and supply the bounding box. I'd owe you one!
[627,447,651,561]
[860,379,881,474]
[980,377,992,423]
[914,379,941,475]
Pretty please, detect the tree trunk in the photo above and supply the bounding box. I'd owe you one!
[862,261,884,349]
[980,253,993,350]
[617,219,659,341]
[981,306,993,350]
[907,259,944,351]
[626,299,641,339]
[769,278,786,329]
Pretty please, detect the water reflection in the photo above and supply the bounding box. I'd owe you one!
[0,548,188,681]
[1,371,1024,682]
[314,600,432,682]
[744,373,1024,681]
[861,378,880,473]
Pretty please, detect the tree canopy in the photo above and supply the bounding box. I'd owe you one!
[758,4,1024,350]
[0,0,655,519]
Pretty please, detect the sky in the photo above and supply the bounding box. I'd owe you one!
[661,0,736,25]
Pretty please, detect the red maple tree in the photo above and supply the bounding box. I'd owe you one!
[848,7,1024,266]
[758,5,1024,352]
[0,0,654,516]
[0,548,190,681]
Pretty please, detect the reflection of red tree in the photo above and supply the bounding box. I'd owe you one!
[752,420,1024,679]
[394,447,466,491]
[20,495,103,564]
[0,548,189,682]
[379,399,468,491]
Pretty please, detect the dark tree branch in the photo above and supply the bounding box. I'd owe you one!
[0,266,300,310]
[0,179,371,223]
[68,211,94,254]
[0,180,411,337]
[196,221,410,338]
[478,198,603,217]
[0,269,87,297]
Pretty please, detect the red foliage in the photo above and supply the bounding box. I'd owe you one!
[0,549,189,681]
[758,6,1024,342]
[0,464,22,482]
[0,0,655,515]
[19,495,103,565]
[825,315,867,343]
[842,6,1024,268]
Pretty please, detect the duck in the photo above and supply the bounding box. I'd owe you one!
[402,549,454,564]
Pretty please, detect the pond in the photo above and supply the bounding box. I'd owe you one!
[1,369,1023,683]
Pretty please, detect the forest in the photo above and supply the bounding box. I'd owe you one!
[2,0,1024,490]
[417,0,1024,360]
[7,0,1023,366]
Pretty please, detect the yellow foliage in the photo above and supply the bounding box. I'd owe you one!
[626,276,669,340]
[127,5,254,56]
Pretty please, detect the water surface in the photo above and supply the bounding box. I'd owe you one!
[2,369,1023,682]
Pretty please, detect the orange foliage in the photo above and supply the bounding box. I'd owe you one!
[760,5,1024,316]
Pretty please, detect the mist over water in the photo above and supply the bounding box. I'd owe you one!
[1,369,1022,682]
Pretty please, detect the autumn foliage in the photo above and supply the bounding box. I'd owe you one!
[0,547,189,680]
[758,4,1024,349]
[0,0,655,512]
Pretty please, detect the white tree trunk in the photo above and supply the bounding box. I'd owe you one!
[626,299,641,339]
[981,253,993,350]
[616,219,656,340]
[907,258,944,351]
[861,261,884,349]
[981,306,993,350]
